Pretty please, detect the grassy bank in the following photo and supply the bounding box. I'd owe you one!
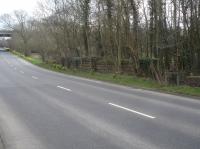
[12,50,200,98]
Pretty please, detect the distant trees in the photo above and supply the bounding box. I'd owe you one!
[0,10,31,56]
[1,0,200,82]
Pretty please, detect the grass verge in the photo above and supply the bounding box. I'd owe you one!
[12,50,200,98]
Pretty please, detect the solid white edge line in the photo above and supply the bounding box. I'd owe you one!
[57,86,72,92]
[109,103,156,119]
[32,76,38,80]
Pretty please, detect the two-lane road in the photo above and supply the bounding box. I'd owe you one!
[0,49,200,149]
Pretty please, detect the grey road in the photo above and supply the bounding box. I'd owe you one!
[0,48,200,149]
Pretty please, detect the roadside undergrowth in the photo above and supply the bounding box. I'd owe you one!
[11,50,200,98]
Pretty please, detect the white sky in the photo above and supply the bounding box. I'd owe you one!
[0,0,38,15]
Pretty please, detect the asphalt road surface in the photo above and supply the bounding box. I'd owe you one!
[0,48,200,149]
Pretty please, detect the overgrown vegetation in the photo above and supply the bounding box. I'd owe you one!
[12,50,200,97]
[1,0,200,86]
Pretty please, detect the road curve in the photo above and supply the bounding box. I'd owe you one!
[0,49,200,149]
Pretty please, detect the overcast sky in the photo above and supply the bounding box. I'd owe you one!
[0,0,38,15]
[0,0,39,29]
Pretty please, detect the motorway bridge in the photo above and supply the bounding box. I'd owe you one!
[0,30,12,37]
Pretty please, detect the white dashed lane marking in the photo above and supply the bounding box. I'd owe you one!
[57,86,72,92]
[109,103,156,119]
[20,71,25,74]
[32,76,38,80]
